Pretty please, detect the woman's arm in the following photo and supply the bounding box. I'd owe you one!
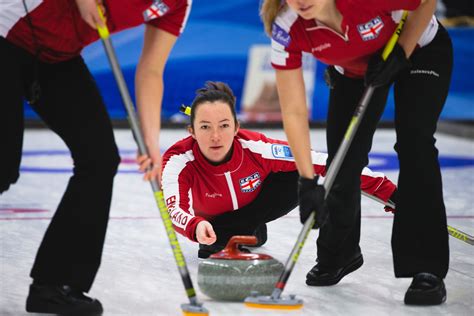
[135,26,178,180]
[275,68,314,179]
[398,0,437,57]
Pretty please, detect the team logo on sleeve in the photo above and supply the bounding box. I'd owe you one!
[272,23,291,47]
[143,0,169,22]
[271,144,294,159]
[357,16,384,41]
[239,172,261,193]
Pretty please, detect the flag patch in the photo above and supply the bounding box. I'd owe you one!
[272,23,291,47]
[357,17,384,41]
[143,0,170,22]
[271,144,294,159]
[239,172,261,193]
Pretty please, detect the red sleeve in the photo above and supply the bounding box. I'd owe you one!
[161,143,205,242]
[146,0,191,36]
[359,168,397,202]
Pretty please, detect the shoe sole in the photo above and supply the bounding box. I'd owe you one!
[404,289,447,305]
[26,297,103,315]
[306,255,364,286]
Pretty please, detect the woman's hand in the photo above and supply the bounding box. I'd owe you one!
[136,143,162,181]
[75,0,106,29]
[196,221,217,245]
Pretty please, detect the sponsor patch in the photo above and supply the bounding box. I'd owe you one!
[271,144,293,159]
[239,172,261,193]
[272,23,291,47]
[143,0,170,22]
[357,16,384,41]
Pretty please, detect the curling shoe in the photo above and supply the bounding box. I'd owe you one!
[306,253,363,286]
[404,273,446,305]
[251,224,268,248]
[26,283,103,315]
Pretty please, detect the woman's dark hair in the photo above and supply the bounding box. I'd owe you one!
[190,81,238,128]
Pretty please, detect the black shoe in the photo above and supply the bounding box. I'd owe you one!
[404,273,447,305]
[198,243,225,259]
[26,283,103,315]
[251,224,267,247]
[198,243,251,259]
[306,253,363,286]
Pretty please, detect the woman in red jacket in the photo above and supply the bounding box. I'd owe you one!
[261,0,451,305]
[143,82,398,259]
[0,0,191,314]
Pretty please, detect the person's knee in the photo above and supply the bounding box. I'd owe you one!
[395,132,438,161]
[73,144,120,178]
[0,171,20,194]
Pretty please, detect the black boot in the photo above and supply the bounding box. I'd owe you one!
[198,243,252,259]
[404,273,447,305]
[198,243,225,259]
[26,283,103,315]
[251,224,267,247]
[306,253,363,286]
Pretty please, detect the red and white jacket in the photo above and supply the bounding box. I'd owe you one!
[161,129,396,242]
[0,0,191,62]
[271,0,438,77]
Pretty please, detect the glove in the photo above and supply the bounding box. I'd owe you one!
[365,43,411,88]
[384,188,399,213]
[298,176,328,229]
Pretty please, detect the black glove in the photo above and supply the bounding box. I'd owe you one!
[365,43,411,88]
[298,176,328,229]
[384,188,399,213]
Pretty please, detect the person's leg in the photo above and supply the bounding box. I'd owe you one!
[0,37,30,193]
[199,171,299,257]
[392,25,452,305]
[28,57,120,292]
[309,70,389,285]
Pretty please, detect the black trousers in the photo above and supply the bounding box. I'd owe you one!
[209,171,299,246]
[318,25,452,278]
[0,37,120,291]
[442,0,473,17]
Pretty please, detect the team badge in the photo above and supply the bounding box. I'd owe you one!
[143,0,169,22]
[357,16,384,41]
[271,144,294,159]
[239,172,261,193]
[272,23,291,47]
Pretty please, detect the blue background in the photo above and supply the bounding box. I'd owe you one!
[24,0,474,122]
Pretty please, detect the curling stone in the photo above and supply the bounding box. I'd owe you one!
[197,235,284,301]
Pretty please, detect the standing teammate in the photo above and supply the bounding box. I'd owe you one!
[261,0,452,305]
[138,81,398,258]
[0,0,191,314]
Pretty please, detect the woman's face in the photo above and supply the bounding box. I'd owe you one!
[190,101,239,164]
[286,0,326,19]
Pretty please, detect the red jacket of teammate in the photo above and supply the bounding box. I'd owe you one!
[1,0,191,62]
[271,0,438,77]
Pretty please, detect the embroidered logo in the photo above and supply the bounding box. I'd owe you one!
[143,0,170,22]
[272,23,291,47]
[311,43,331,53]
[357,16,384,41]
[410,69,440,77]
[205,192,223,198]
[239,172,261,193]
[271,144,293,159]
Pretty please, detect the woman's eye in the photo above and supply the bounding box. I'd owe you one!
[200,125,209,130]
[221,124,230,128]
